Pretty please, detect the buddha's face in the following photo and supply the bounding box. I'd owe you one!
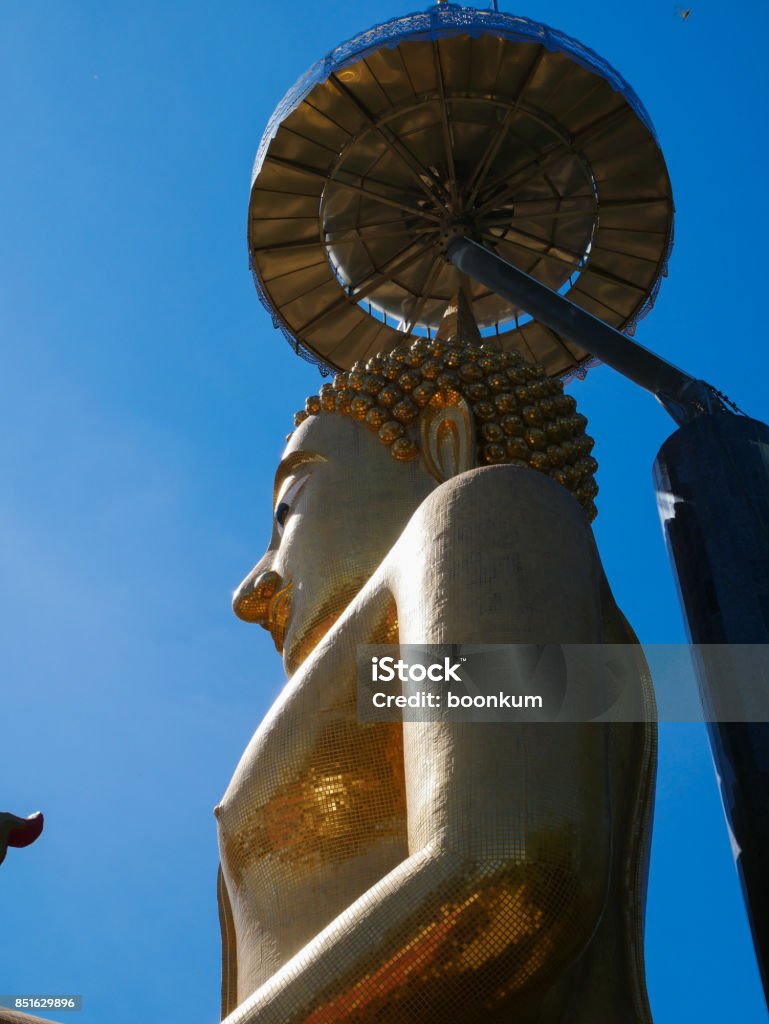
[233,413,436,675]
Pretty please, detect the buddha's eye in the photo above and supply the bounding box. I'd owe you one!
[276,502,290,528]
[274,476,309,537]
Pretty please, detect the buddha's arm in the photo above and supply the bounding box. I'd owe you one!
[224,469,616,1023]
[224,718,611,1024]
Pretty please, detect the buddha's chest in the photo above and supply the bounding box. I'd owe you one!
[215,666,409,993]
[219,710,406,886]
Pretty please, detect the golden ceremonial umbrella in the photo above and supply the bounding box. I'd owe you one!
[248,4,673,380]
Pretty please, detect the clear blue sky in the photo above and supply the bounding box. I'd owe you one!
[1,1,767,1021]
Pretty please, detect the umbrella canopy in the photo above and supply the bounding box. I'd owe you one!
[248,3,673,379]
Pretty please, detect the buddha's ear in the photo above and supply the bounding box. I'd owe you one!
[420,397,476,482]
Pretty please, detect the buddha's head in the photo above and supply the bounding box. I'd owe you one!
[233,305,597,675]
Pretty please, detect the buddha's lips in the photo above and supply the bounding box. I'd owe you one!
[267,581,293,653]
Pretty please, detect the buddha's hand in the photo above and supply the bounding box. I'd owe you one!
[0,810,44,865]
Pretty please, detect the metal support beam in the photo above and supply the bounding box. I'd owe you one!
[445,235,725,425]
[654,415,769,1003]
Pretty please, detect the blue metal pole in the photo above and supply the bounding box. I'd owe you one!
[654,415,769,1002]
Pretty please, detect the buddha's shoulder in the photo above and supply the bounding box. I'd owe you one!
[385,465,604,641]
[396,465,592,554]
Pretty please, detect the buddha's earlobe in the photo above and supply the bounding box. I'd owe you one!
[420,397,475,482]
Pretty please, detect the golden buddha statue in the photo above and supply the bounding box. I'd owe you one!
[218,299,656,1024]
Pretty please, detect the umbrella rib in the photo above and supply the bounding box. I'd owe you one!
[328,73,447,205]
[527,197,667,216]
[465,46,545,206]
[481,196,670,228]
[323,305,376,361]
[464,109,516,208]
[296,238,434,335]
[262,257,329,284]
[403,256,444,335]
[510,323,542,364]
[279,124,343,159]
[482,230,577,278]
[482,230,649,295]
[547,326,586,364]
[432,42,458,206]
[481,196,595,222]
[252,226,438,255]
[476,104,629,216]
[485,227,586,267]
[266,154,442,222]
[570,284,629,321]
[585,241,658,266]
[350,238,435,301]
[266,154,422,201]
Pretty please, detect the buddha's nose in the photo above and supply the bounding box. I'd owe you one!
[232,567,283,627]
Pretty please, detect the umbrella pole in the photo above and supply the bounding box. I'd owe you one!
[655,415,769,1002]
